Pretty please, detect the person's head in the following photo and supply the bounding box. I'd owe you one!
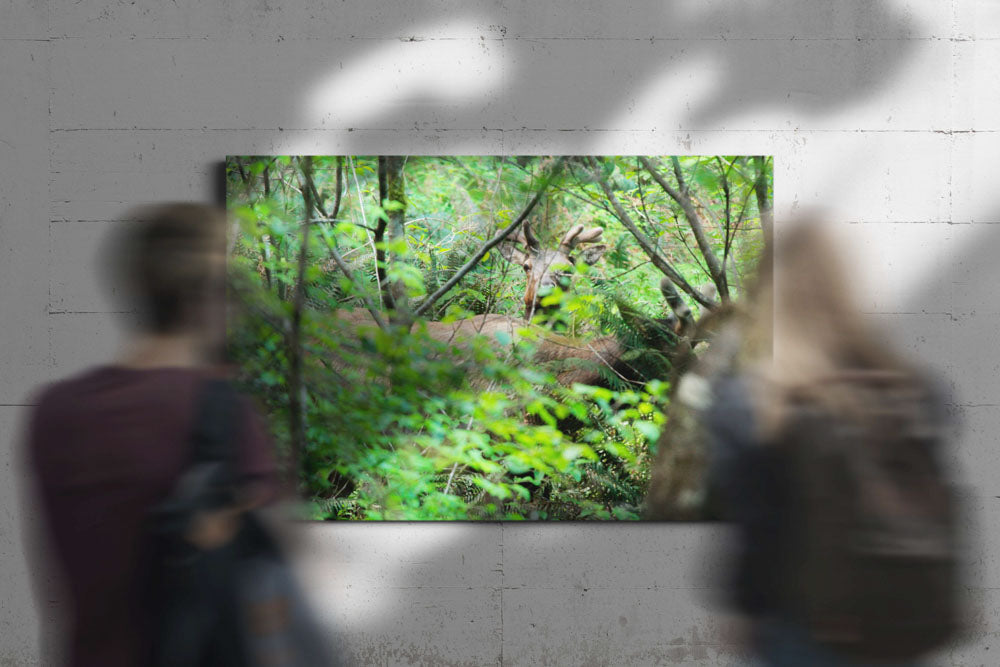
[746,217,911,430]
[114,203,229,339]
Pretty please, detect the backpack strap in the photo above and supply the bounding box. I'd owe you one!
[184,378,243,510]
[190,379,241,463]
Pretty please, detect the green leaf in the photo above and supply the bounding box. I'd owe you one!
[635,421,660,443]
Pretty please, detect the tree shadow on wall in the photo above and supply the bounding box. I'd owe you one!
[268,2,962,664]
[288,0,920,151]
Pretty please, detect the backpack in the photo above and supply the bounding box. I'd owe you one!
[779,370,963,662]
[144,379,339,667]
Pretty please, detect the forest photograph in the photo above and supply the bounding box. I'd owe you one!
[226,155,770,521]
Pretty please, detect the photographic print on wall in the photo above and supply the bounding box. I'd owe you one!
[226,155,771,521]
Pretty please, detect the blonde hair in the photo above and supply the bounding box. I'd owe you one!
[745,219,913,438]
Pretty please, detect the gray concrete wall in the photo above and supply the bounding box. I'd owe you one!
[2,1,998,664]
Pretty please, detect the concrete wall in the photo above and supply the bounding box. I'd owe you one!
[2,1,998,664]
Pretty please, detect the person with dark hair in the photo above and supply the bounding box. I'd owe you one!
[25,203,279,666]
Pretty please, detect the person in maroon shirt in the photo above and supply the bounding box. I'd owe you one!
[25,204,279,667]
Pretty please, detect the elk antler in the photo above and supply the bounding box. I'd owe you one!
[559,224,604,252]
[522,220,541,251]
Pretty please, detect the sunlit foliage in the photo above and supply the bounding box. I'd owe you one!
[226,155,769,520]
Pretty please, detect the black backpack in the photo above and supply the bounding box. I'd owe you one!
[779,370,963,662]
[144,379,338,667]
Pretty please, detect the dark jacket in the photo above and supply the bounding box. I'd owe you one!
[705,375,792,616]
[27,366,278,667]
[705,373,953,618]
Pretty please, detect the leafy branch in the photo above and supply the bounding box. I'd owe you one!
[413,157,566,318]
[583,157,714,309]
[639,156,728,301]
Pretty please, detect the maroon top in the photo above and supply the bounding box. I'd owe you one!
[26,366,278,667]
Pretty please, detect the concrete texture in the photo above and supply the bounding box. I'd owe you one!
[3,1,1000,664]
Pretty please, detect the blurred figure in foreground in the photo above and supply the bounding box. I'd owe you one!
[706,220,964,666]
[24,204,285,666]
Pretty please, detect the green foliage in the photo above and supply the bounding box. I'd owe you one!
[228,269,669,520]
[225,155,769,520]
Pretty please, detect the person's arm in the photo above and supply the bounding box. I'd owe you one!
[705,376,787,618]
[185,394,280,550]
[727,445,788,617]
[704,375,758,516]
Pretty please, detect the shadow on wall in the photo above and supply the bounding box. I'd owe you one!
[284,0,919,153]
[30,0,984,664]
[841,216,1000,661]
[256,2,993,665]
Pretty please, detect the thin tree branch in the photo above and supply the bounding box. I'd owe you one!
[304,157,388,330]
[667,217,711,282]
[275,176,303,195]
[724,183,754,268]
[307,218,376,232]
[672,156,689,194]
[754,156,774,243]
[606,260,652,282]
[249,159,273,291]
[501,156,612,216]
[323,244,389,331]
[715,156,733,284]
[234,157,251,190]
[375,157,393,310]
[722,185,755,295]
[382,156,410,324]
[228,279,289,339]
[306,156,344,224]
[715,156,732,242]
[378,156,388,205]
[348,156,383,309]
[289,157,315,474]
[639,157,728,300]
[413,158,565,318]
[585,157,714,309]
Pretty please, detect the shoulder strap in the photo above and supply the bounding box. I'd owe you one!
[184,378,243,508]
[146,379,243,536]
[190,378,241,465]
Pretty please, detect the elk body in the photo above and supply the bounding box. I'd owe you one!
[317,220,683,393]
[304,221,720,515]
[319,303,676,393]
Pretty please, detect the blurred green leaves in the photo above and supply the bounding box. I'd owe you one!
[225,155,768,520]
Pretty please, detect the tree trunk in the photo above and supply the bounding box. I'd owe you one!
[381,156,411,326]
[288,156,313,476]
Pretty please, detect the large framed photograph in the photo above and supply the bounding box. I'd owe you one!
[226,155,770,520]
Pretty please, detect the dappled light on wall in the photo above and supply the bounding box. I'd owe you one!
[303,22,503,135]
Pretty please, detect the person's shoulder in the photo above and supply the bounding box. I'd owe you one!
[29,366,114,414]
[25,367,119,465]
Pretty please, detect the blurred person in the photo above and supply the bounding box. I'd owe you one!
[24,204,280,666]
[704,220,963,666]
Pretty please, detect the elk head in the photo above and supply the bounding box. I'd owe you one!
[498,221,608,319]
